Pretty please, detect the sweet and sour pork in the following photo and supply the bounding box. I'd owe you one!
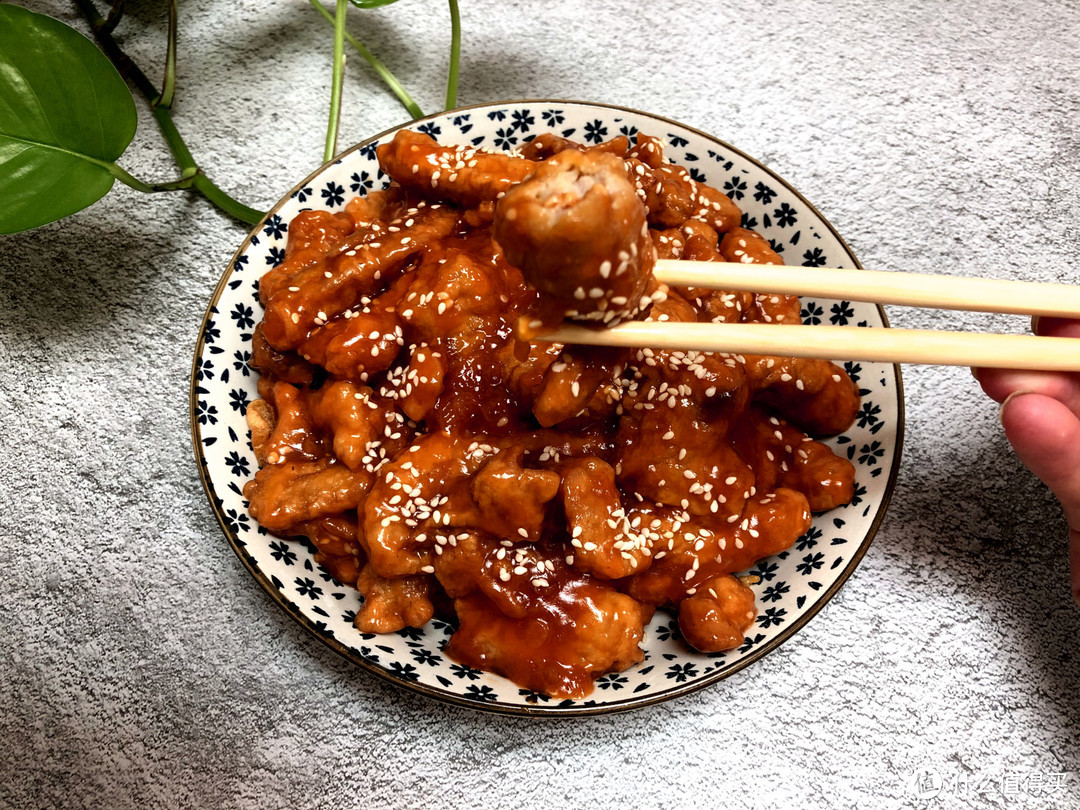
[242,128,860,698]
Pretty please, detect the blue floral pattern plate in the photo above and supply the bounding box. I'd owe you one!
[191,101,903,716]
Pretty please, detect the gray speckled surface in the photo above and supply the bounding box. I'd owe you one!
[2,1,1079,808]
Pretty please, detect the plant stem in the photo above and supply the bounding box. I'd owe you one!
[308,0,424,119]
[445,0,460,110]
[157,0,177,109]
[108,162,194,192]
[71,0,264,226]
[100,0,123,34]
[324,0,348,162]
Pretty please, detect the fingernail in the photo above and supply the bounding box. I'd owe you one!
[1031,315,1041,335]
[998,389,1034,425]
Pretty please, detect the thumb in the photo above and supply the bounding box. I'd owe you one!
[999,391,1080,605]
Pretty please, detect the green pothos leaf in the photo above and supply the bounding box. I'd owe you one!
[348,0,401,8]
[0,3,137,234]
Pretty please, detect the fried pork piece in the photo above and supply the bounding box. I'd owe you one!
[307,380,413,473]
[558,457,654,579]
[362,432,497,577]
[468,447,561,542]
[745,354,861,436]
[354,563,435,633]
[293,513,364,586]
[517,132,632,161]
[244,457,374,533]
[622,488,811,608]
[261,201,460,351]
[251,324,318,387]
[376,129,536,208]
[731,406,855,512]
[627,157,743,234]
[678,574,757,653]
[531,345,625,427]
[494,149,656,326]
[256,382,328,466]
[434,532,645,698]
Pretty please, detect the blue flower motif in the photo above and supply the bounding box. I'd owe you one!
[231,302,254,330]
[724,175,747,200]
[756,607,788,628]
[654,620,681,642]
[263,214,288,239]
[350,171,374,194]
[417,121,442,139]
[796,526,822,551]
[233,350,252,377]
[850,481,867,507]
[450,663,482,680]
[738,633,765,653]
[796,552,825,576]
[518,688,552,703]
[688,166,707,183]
[760,580,790,603]
[389,661,420,681]
[541,109,564,126]
[195,400,218,425]
[291,185,313,202]
[801,301,824,325]
[269,540,297,565]
[464,684,498,702]
[843,361,862,383]
[668,134,689,148]
[223,508,250,535]
[294,577,323,599]
[829,301,855,325]
[203,321,220,345]
[266,246,286,267]
[858,441,885,466]
[753,560,780,581]
[410,647,442,666]
[802,247,827,267]
[195,356,214,382]
[753,182,776,204]
[667,662,699,682]
[583,119,608,144]
[321,181,345,207]
[619,124,639,141]
[486,110,507,121]
[595,672,629,690]
[233,254,249,273]
[229,388,250,414]
[740,213,759,230]
[493,127,518,150]
[224,450,250,477]
[856,401,881,428]
[511,109,534,131]
[774,202,798,227]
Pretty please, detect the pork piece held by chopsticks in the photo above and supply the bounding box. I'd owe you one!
[494,149,658,329]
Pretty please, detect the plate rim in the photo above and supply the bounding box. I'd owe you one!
[189,99,906,717]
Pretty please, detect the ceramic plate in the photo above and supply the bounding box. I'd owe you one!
[191,100,904,716]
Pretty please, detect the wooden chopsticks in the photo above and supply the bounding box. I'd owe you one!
[538,261,1080,371]
[652,261,1080,319]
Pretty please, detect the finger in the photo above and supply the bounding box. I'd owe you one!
[975,368,1080,410]
[1000,391,1080,604]
[973,318,1080,403]
[1032,317,1080,339]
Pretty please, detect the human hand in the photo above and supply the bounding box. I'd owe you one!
[974,317,1080,606]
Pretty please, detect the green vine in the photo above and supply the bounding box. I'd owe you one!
[0,0,464,234]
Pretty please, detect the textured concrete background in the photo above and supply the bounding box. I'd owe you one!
[2,1,1078,808]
